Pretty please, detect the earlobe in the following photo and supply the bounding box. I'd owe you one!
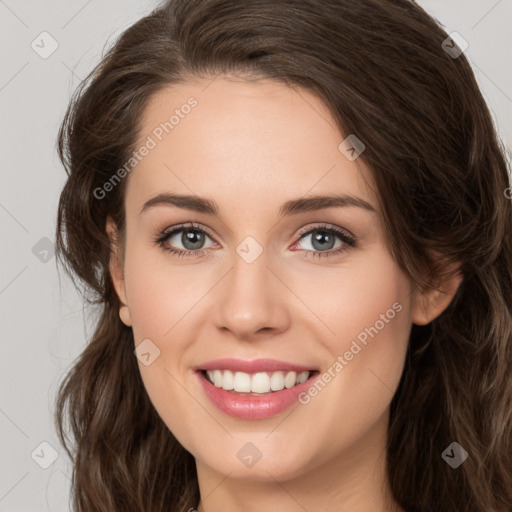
[411,265,463,325]
[106,216,132,327]
[119,305,132,326]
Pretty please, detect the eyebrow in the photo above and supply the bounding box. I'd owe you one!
[140,192,377,217]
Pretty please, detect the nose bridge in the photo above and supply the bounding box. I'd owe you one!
[214,235,289,338]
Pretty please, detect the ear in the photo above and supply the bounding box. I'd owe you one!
[411,262,463,326]
[106,216,132,327]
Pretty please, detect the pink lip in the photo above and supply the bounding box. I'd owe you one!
[194,359,320,420]
[195,358,316,374]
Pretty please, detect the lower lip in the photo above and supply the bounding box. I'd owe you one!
[196,371,319,420]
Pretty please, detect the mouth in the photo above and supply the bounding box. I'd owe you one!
[195,361,322,419]
[198,369,320,396]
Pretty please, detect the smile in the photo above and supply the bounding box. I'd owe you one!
[194,359,320,420]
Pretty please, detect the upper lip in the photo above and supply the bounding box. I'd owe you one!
[195,358,317,374]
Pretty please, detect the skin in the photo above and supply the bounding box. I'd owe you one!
[107,76,462,512]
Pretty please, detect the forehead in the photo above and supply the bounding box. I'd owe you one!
[125,77,378,219]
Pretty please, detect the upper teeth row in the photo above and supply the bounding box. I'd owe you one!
[206,370,310,393]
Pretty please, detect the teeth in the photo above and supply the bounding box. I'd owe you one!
[296,371,309,384]
[251,372,270,393]
[221,370,234,390]
[270,371,285,391]
[233,371,251,392]
[284,371,296,389]
[205,370,311,393]
[213,370,223,388]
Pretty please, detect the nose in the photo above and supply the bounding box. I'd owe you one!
[213,249,291,341]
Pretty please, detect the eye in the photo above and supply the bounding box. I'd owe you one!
[154,222,217,258]
[291,224,356,259]
[154,222,357,259]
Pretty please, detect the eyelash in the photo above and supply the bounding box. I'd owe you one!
[153,222,357,260]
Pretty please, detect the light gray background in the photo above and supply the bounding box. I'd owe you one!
[1,1,511,511]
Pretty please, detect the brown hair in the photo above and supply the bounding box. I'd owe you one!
[54,0,512,510]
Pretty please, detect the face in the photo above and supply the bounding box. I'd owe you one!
[108,76,434,485]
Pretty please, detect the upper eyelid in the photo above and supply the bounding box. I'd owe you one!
[158,222,355,245]
[296,223,355,241]
[159,222,216,241]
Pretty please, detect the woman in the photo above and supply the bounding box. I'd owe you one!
[54,0,512,511]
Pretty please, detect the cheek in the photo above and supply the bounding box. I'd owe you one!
[122,245,205,449]
[293,249,412,358]
[123,243,199,341]
[301,251,412,415]
[288,258,412,467]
